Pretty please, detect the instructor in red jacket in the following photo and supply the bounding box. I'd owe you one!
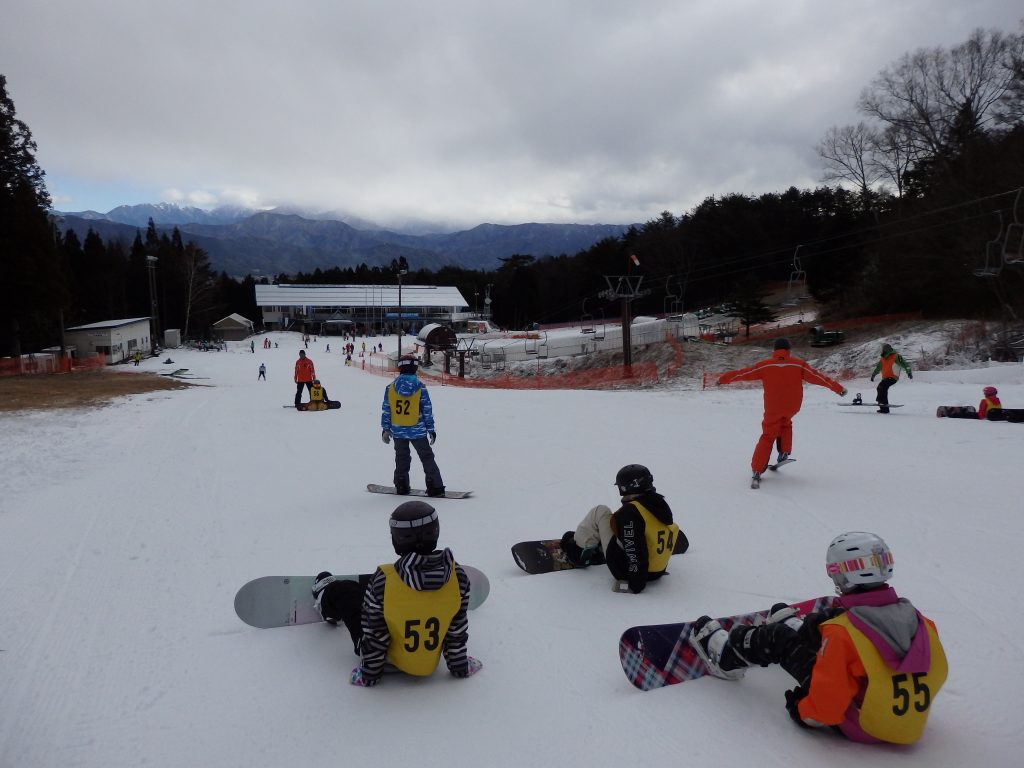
[293,349,317,408]
[718,338,846,483]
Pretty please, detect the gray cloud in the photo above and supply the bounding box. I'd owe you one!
[3,0,1021,228]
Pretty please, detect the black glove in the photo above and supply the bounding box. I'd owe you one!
[428,431,436,445]
[785,684,811,727]
[870,375,875,382]
[381,430,392,444]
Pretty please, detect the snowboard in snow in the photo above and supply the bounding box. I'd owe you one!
[366,483,472,499]
[286,401,341,410]
[936,405,977,418]
[234,565,490,629]
[838,402,903,408]
[511,531,689,575]
[767,458,795,472]
[986,408,1024,423]
[618,595,836,691]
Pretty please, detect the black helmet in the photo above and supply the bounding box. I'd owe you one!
[313,379,321,385]
[390,501,439,556]
[773,337,791,350]
[614,464,655,495]
[398,354,419,374]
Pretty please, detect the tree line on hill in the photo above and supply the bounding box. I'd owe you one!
[2,22,1023,357]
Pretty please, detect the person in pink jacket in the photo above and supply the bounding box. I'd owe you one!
[978,386,1002,419]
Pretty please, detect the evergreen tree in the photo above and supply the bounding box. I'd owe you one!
[0,74,60,355]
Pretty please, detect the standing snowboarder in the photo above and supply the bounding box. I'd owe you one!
[689,531,947,745]
[381,355,445,496]
[870,343,912,414]
[311,501,481,686]
[559,464,685,594]
[258,363,266,381]
[718,338,846,486]
[293,350,316,407]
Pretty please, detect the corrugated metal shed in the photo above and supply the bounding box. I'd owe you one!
[254,284,468,308]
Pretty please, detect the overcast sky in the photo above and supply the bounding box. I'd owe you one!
[3,1,1021,229]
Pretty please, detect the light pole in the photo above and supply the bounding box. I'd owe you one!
[397,266,408,357]
[146,256,160,355]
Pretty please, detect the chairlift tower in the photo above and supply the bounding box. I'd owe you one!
[599,275,651,370]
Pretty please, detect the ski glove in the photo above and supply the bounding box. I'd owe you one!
[839,388,848,397]
[350,667,380,687]
[870,375,875,382]
[785,683,811,728]
[382,430,392,444]
[428,431,436,445]
[451,656,483,679]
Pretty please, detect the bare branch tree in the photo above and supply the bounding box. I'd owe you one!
[868,124,915,198]
[859,28,1023,157]
[817,122,883,198]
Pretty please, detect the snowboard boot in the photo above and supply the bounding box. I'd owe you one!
[426,485,446,498]
[776,451,790,463]
[312,571,339,623]
[689,616,747,680]
[559,530,590,567]
[751,471,761,489]
[394,482,411,495]
[766,602,803,632]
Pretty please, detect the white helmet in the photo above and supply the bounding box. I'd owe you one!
[825,531,894,594]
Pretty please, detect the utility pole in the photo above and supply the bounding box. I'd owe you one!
[599,274,650,373]
[396,260,409,357]
[146,256,160,355]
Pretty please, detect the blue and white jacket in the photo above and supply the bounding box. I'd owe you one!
[380,374,436,439]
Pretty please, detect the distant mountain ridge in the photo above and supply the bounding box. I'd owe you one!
[54,203,633,277]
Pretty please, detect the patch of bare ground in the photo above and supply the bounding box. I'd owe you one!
[0,371,196,412]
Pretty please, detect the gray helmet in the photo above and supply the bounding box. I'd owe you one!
[825,531,894,594]
[390,501,439,556]
[398,354,419,374]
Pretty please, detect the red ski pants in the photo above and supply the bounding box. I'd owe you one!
[751,414,793,473]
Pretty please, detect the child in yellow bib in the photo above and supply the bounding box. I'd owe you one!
[688,531,946,745]
[311,501,481,687]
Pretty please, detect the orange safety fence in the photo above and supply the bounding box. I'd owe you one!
[0,354,108,377]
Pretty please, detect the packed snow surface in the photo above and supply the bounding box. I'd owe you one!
[1,331,1022,767]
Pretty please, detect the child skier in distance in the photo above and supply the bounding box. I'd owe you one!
[978,386,1002,420]
[689,531,947,745]
[381,354,444,496]
[870,343,912,414]
[311,501,481,686]
[559,464,688,594]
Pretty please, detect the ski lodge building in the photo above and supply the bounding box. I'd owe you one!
[63,318,152,364]
[253,284,471,336]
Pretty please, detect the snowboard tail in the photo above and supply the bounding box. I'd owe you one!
[511,531,689,575]
[234,565,489,629]
[618,595,836,691]
[366,483,472,499]
[936,405,976,418]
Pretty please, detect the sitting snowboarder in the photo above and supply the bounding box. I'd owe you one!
[978,386,1002,420]
[688,531,947,745]
[560,464,686,593]
[312,501,481,686]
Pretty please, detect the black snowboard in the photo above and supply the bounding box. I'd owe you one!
[295,400,341,411]
[512,531,689,575]
[936,405,977,418]
[987,408,1024,423]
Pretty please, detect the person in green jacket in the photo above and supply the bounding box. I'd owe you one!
[870,343,912,414]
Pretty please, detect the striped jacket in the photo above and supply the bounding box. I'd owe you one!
[358,549,470,683]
